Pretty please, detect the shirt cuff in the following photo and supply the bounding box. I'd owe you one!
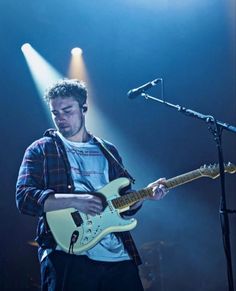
[38,189,55,212]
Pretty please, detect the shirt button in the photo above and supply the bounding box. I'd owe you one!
[68,185,72,189]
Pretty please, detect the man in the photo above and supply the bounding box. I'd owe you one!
[16,79,168,290]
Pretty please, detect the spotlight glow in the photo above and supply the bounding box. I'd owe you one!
[71,47,83,56]
[68,49,89,83]
[21,43,62,98]
[21,43,32,53]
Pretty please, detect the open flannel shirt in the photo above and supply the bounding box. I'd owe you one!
[16,129,142,265]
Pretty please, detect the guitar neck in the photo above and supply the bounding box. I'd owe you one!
[112,168,203,209]
[165,168,202,189]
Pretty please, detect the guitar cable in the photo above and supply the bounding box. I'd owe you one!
[61,231,79,290]
[68,230,79,254]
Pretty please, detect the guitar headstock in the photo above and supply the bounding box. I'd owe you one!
[199,162,236,178]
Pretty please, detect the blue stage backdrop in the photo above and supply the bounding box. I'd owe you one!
[0,0,235,290]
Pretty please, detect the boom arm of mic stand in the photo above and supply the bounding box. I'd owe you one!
[141,93,236,134]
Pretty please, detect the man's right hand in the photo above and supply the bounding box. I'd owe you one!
[44,193,103,216]
[70,194,103,216]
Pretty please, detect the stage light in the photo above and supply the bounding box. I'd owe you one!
[71,47,83,56]
[21,43,32,53]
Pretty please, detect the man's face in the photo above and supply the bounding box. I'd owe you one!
[49,96,85,139]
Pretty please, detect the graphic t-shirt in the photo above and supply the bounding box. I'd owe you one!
[58,132,130,262]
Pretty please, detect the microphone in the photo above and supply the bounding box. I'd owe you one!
[127,78,161,99]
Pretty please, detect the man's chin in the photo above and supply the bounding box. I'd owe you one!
[58,129,72,138]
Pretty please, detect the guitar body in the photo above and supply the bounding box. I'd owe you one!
[46,177,137,254]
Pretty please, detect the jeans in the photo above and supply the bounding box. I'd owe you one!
[41,251,144,291]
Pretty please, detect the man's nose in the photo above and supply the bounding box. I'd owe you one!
[56,112,66,121]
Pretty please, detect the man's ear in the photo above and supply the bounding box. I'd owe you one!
[82,105,88,113]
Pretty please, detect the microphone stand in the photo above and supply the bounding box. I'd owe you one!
[141,93,236,291]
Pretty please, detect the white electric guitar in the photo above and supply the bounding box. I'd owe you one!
[46,162,236,254]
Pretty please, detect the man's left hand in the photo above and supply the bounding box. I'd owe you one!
[147,178,169,200]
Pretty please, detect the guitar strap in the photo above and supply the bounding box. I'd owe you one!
[93,136,135,184]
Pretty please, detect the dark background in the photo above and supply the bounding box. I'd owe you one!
[0,0,235,290]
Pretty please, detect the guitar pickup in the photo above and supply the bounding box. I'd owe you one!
[71,211,83,227]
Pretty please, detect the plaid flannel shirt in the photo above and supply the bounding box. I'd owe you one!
[16,129,142,265]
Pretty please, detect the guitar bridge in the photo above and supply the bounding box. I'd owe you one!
[71,211,83,227]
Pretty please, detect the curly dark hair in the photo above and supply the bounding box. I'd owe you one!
[44,79,87,107]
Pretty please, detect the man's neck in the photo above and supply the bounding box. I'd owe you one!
[66,129,91,143]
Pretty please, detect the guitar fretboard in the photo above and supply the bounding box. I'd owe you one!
[111,162,236,210]
[112,169,203,209]
[112,188,153,209]
[165,169,202,189]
